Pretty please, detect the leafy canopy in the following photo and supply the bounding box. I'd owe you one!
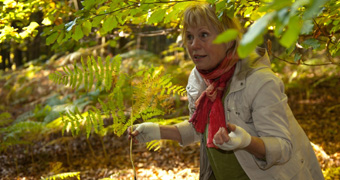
[1,0,339,64]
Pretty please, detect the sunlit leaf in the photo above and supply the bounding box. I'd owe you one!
[279,16,301,48]
[213,29,239,44]
[72,25,84,41]
[82,0,96,10]
[103,15,117,33]
[57,31,65,44]
[46,32,59,45]
[238,12,276,58]
[148,9,166,24]
[258,0,292,12]
[238,35,263,59]
[82,21,92,36]
[92,15,105,27]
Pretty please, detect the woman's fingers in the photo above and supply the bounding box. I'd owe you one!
[221,127,230,142]
[127,126,140,143]
[214,127,230,144]
[213,129,223,144]
[128,126,140,136]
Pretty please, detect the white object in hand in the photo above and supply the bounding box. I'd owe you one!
[213,125,251,150]
[133,122,161,143]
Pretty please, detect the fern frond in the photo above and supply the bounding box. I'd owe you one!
[94,108,104,133]
[139,107,164,122]
[98,56,104,84]
[49,55,122,93]
[43,172,80,180]
[0,112,13,126]
[87,57,93,91]
[75,61,83,89]
[146,140,161,151]
[105,56,112,91]
[71,62,77,89]
[60,108,108,138]
[62,66,69,76]
[85,114,91,138]
[92,56,101,89]
[0,121,45,152]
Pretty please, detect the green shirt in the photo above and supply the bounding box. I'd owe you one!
[204,85,249,180]
[204,125,249,180]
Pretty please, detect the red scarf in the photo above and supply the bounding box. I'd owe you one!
[189,53,238,148]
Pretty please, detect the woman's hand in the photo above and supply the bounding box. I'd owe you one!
[128,122,161,143]
[213,123,251,150]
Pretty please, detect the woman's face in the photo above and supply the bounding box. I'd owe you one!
[186,23,227,71]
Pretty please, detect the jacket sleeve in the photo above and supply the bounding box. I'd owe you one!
[249,73,293,169]
[174,121,200,146]
[174,68,202,146]
[174,90,201,146]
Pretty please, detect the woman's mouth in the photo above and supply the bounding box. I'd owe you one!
[193,55,207,60]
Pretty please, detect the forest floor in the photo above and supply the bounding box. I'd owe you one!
[0,62,340,180]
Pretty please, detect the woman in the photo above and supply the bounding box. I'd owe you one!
[128,3,324,180]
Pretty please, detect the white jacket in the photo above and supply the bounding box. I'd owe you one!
[175,48,324,180]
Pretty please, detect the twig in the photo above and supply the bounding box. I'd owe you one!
[271,54,340,66]
[130,107,137,180]
[313,18,328,37]
[86,138,96,158]
[99,135,108,160]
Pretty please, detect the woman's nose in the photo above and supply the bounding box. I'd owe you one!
[191,37,201,50]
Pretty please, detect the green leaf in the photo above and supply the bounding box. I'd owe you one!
[216,1,226,12]
[103,15,117,33]
[277,8,289,26]
[96,5,110,14]
[258,0,292,12]
[279,16,301,48]
[241,12,275,45]
[213,29,239,44]
[238,12,276,58]
[238,35,263,59]
[72,25,84,41]
[294,53,302,62]
[57,31,65,44]
[286,44,295,55]
[302,38,320,49]
[46,32,59,45]
[164,2,190,23]
[300,20,314,35]
[108,40,117,47]
[82,0,96,10]
[82,21,92,36]
[206,0,215,4]
[148,9,166,24]
[92,15,105,27]
[303,0,329,20]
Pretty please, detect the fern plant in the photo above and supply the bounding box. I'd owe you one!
[49,54,186,178]
[42,171,80,180]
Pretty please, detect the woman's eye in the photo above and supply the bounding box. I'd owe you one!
[201,32,209,38]
[187,34,193,41]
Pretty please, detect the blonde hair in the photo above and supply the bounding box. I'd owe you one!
[181,3,242,52]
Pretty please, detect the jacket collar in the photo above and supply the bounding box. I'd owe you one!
[229,47,270,94]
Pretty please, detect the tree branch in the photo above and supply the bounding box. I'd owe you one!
[271,54,340,66]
